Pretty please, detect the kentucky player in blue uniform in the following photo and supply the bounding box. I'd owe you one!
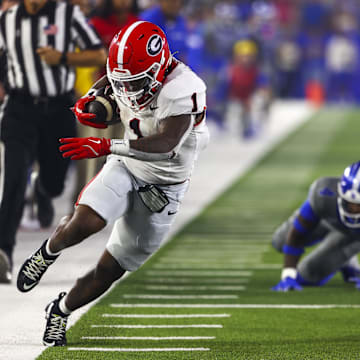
[272,161,360,291]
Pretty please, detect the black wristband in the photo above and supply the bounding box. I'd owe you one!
[59,51,67,65]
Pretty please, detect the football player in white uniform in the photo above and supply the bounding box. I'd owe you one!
[16,21,209,347]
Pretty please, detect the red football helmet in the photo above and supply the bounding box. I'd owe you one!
[107,21,172,111]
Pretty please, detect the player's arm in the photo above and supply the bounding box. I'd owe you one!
[116,114,193,160]
[272,200,320,291]
[59,114,193,161]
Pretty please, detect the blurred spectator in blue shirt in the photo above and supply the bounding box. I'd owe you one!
[295,0,330,98]
[325,8,359,103]
[202,0,248,127]
[140,0,188,62]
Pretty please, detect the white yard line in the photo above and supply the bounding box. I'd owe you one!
[151,264,281,269]
[111,303,360,309]
[143,285,246,291]
[81,336,216,340]
[157,257,264,263]
[91,324,223,328]
[145,270,253,276]
[102,313,230,318]
[122,294,238,299]
[143,277,249,284]
[68,347,210,352]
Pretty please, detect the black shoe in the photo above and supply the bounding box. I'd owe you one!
[0,249,11,283]
[17,240,59,292]
[34,175,54,228]
[43,292,69,347]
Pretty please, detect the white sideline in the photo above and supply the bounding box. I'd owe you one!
[0,101,315,360]
[110,303,360,309]
[102,313,230,318]
[81,336,216,340]
[68,347,210,352]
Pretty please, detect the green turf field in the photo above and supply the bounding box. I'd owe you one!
[38,108,360,359]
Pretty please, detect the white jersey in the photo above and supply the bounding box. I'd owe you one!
[116,62,209,184]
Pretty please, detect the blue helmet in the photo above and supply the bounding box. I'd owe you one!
[337,161,360,228]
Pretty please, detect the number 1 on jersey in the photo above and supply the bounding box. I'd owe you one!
[191,93,198,112]
[130,118,143,138]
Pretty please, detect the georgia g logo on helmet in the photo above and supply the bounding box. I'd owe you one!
[147,34,163,56]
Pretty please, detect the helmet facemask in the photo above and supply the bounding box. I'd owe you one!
[107,59,163,112]
[337,174,360,228]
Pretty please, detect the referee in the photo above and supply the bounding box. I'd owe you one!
[0,0,106,283]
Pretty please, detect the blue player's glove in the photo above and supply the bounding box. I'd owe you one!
[271,277,303,292]
[271,268,303,292]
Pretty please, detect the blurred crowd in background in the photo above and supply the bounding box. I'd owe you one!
[2,0,360,136]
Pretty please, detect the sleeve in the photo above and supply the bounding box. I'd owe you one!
[158,91,206,119]
[156,74,207,119]
[71,5,103,50]
[292,197,320,235]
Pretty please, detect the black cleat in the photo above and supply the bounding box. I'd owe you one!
[0,249,11,283]
[17,240,59,292]
[43,292,69,347]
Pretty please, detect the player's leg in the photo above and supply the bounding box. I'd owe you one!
[17,157,133,292]
[42,249,126,347]
[297,232,360,285]
[17,204,106,292]
[340,254,360,282]
[42,177,189,347]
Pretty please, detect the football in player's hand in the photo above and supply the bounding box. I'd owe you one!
[85,86,120,126]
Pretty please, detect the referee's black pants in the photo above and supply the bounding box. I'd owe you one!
[0,92,76,264]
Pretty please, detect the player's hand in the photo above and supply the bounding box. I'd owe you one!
[72,95,108,129]
[271,277,303,292]
[59,137,111,160]
[37,46,62,65]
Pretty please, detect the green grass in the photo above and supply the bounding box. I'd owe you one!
[38,107,360,359]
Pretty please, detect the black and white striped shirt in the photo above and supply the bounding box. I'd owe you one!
[0,0,102,97]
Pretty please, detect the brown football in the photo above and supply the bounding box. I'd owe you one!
[84,86,120,125]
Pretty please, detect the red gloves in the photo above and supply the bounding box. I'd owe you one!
[59,137,111,160]
[72,95,107,129]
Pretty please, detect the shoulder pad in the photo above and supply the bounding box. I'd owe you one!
[308,177,339,214]
[156,64,206,118]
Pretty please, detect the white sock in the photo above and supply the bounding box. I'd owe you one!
[45,239,61,257]
[59,295,72,315]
